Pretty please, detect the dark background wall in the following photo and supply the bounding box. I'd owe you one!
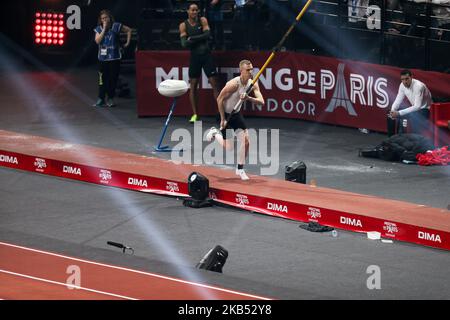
[0,0,141,67]
[1,0,449,72]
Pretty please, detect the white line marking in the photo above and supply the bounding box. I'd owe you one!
[0,241,271,300]
[299,88,316,94]
[0,269,137,300]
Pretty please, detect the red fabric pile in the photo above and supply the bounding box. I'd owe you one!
[416,146,450,166]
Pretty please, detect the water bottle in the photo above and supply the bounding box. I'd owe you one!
[331,230,338,238]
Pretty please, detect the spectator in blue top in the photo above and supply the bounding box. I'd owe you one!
[93,10,132,107]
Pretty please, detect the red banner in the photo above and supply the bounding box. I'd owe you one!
[136,51,450,132]
[1,149,448,251]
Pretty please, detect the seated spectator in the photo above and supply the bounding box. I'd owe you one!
[347,0,369,26]
[389,69,433,135]
[406,0,450,39]
[431,0,450,40]
[400,0,426,37]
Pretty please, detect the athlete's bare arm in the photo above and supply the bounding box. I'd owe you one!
[179,21,187,38]
[246,81,265,106]
[217,80,239,129]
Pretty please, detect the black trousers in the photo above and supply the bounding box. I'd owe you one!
[387,108,430,137]
[98,59,121,100]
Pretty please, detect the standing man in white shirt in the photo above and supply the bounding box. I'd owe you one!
[389,69,433,135]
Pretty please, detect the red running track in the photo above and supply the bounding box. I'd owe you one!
[0,242,271,300]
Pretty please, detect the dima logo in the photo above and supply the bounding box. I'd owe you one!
[63,165,81,175]
[418,231,441,243]
[128,177,148,187]
[0,155,18,164]
[267,202,288,213]
[340,216,363,227]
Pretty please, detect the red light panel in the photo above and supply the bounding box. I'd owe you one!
[35,11,66,46]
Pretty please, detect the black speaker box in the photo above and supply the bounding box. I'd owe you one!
[285,161,306,184]
[196,245,228,273]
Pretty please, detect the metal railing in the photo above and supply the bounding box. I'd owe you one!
[138,0,450,71]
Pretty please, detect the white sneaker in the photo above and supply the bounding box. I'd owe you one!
[206,127,219,142]
[236,169,250,180]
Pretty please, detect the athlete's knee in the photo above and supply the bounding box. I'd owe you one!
[224,140,234,150]
[238,130,249,142]
[190,78,199,88]
[244,130,250,142]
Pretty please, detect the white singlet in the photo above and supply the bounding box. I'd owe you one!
[223,77,253,114]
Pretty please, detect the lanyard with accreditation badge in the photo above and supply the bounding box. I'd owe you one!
[100,27,114,56]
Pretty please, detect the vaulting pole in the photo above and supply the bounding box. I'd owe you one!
[227,0,314,118]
